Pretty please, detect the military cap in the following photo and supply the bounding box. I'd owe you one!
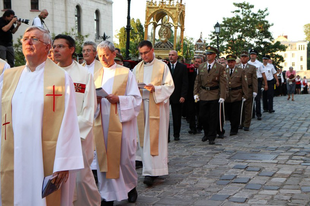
[262,55,270,60]
[249,49,258,55]
[114,53,124,62]
[226,54,237,61]
[240,50,248,57]
[205,46,218,55]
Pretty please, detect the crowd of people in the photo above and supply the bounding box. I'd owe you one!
[0,8,309,206]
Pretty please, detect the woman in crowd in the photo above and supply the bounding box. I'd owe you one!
[295,75,301,94]
[302,76,308,94]
[286,66,296,101]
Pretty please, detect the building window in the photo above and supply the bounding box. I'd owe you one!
[301,65,303,70]
[284,53,287,58]
[75,5,81,34]
[94,10,100,39]
[301,56,303,61]
[292,53,295,58]
[3,0,11,9]
[284,62,287,67]
[31,0,39,10]
[292,62,295,66]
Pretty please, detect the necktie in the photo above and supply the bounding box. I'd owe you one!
[230,69,233,76]
[208,65,211,73]
[171,63,175,74]
[243,64,245,69]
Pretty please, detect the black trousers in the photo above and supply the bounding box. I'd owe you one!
[263,80,275,111]
[225,101,242,133]
[170,102,182,137]
[199,100,218,141]
[255,78,263,117]
[188,98,196,131]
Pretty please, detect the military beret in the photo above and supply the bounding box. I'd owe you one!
[226,54,237,61]
[205,46,218,55]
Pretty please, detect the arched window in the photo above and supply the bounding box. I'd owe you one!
[31,0,39,10]
[3,0,11,9]
[75,5,81,34]
[94,10,100,39]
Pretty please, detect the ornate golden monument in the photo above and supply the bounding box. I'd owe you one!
[144,0,185,59]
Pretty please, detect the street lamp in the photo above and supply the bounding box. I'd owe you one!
[125,0,131,59]
[214,22,220,56]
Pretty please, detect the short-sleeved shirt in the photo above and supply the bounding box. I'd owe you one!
[248,59,263,78]
[0,17,15,46]
[261,63,276,81]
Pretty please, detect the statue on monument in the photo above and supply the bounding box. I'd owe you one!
[158,16,172,43]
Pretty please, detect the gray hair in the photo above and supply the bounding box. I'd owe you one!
[195,56,204,63]
[97,41,115,52]
[289,66,293,70]
[83,41,97,52]
[24,26,51,45]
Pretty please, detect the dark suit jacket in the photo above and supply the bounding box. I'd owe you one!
[168,62,188,104]
[187,67,197,100]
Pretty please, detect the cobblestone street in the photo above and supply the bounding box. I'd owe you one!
[117,94,310,206]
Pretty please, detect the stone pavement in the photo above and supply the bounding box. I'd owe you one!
[117,94,310,206]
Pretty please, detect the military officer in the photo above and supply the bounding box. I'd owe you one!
[238,51,258,131]
[193,46,227,145]
[225,54,248,136]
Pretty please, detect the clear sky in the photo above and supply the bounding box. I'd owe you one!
[112,0,309,43]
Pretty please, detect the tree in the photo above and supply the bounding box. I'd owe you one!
[209,2,286,68]
[176,37,195,63]
[304,23,310,41]
[115,18,144,59]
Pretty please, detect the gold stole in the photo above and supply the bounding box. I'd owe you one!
[0,59,6,75]
[93,65,129,179]
[1,58,65,206]
[135,59,164,156]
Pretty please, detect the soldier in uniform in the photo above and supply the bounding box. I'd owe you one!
[193,46,226,145]
[238,51,258,131]
[224,55,248,136]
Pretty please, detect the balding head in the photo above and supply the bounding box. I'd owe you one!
[39,9,48,19]
[169,50,178,63]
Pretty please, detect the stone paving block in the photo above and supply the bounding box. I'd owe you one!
[220,175,236,180]
[209,194,230,201]
[258,171,275,177]
[246,167,261,172]
[263,185,280,190]
[270,178,286,183]
[232,177,250,184]
[301,163,310,166]
[228,197,247,203]
[245,183,262,190]
[233,164,247,169]
[216,180,230,185]
[301,187,310,192]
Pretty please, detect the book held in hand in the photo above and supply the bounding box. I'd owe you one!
[138,83,146,89]
[41,174,62,198]
[96,88,109,98]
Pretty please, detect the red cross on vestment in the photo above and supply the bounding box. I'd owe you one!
[2,114,10,140]
[46,85,63,112]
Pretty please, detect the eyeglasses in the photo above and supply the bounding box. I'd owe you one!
[52,44,69,49]
[82,49,95,53]
[139,50,151,56]
[20,37,47,44]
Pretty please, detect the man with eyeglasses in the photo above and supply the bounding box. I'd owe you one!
[133,40,174,187]
[53,34,101,206]
[0,26,84,205]
[81,41,101,76]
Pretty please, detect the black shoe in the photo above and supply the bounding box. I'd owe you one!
[188,130,197,134]
[101,200,114,206]
[128,187,138,203]
[201,136,208,142]
[263,110,268,113]
[218,133,225,138]
[243,127,249,131]
[135,161,143,169]
[174,136,180,141]
[269,110,275,113]
[209,140,215,145]
[238,125,243,129]
[257,116,262,120]
[230,132,237,136]
[196,129,202,134]
[143,176,157,187]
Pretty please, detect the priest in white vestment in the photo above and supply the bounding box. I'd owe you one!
[81,41,102,76]
[94,41,141,205]
[133,40,174,187]
[53,35,101,206]
[0,26,84,206]
[0,58,10,82]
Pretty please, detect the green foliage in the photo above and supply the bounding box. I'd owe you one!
[209,2,286,68]
[307,42,310,70]
[115,18,144,59]
[176,37,195,63]
[304,24,310,41]
[13,28,89,66]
